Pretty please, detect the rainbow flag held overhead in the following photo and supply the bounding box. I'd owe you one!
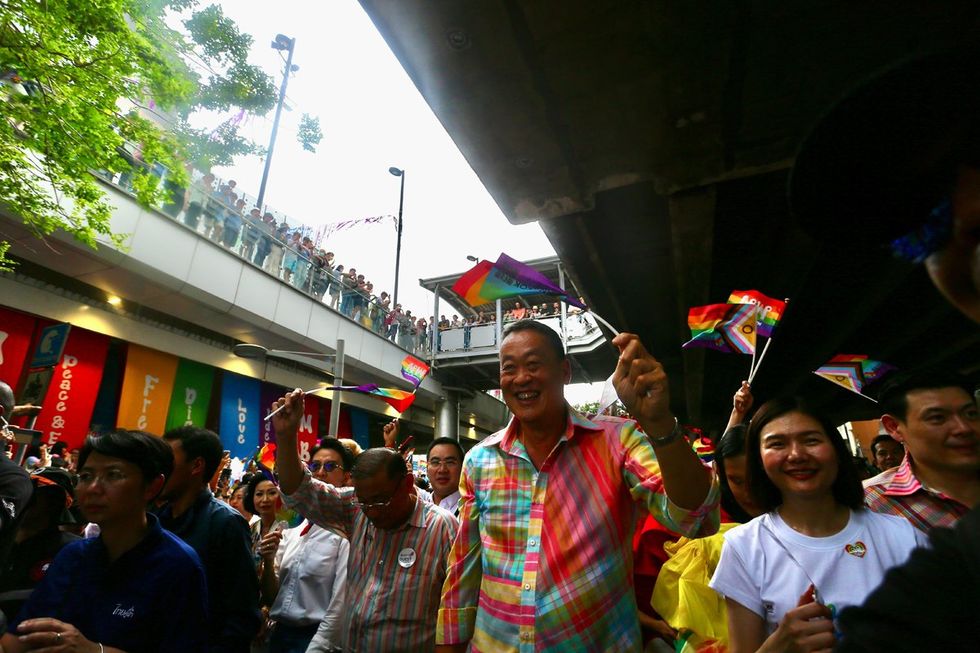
[451,253,586,309]
[344,384,417,413]
[727,290,787,338]
[401,355,430,388]
[682,303,757,355]
[813,355,897,395]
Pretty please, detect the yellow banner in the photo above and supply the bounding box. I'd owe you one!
[117,344,180,434]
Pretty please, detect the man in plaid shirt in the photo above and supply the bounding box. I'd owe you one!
[436,320,719,653]
[865,370,979,532]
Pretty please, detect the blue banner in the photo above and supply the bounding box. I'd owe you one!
[219,372,261,460]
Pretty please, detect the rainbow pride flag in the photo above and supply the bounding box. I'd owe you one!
[682,303,757,355]
[257,443,276,468]
[451,253,586,309]
[340,384,417,413]
[401,355,430,388]
[813,355,896,394]
[727,290,787,338]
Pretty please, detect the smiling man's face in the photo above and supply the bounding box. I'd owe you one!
[499,328,570,428]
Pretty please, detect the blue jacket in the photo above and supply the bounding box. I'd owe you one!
[157,489,260,653]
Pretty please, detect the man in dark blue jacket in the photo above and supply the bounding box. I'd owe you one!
[157,426,260,653]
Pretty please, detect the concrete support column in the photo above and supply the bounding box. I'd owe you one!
[434,390,460,439]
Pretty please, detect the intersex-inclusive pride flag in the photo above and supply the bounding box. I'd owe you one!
[727,290,787,338]
[451,253,586,309]
[813,355,896,395]
[401,355,430,388]
[682,303,757,355]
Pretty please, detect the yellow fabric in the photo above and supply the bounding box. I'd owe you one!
[651,523,738,651]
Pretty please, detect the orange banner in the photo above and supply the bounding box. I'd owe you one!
[116,344,179,434]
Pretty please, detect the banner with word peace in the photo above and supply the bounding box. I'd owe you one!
[219,372,262,460]
[117,344,179,434]
[165,359,215,432]
[33,327,110,448]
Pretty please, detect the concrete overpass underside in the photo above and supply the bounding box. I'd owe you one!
[360,0,980,429]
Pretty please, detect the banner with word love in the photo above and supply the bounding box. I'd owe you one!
[116,344,179,434]
[33,327,110,448]
[219,372,262,460]
[164,359,215,432]
[0,306,37,390]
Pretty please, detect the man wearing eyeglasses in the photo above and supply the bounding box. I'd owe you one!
[425,437,464,518]
[270,390,459,653]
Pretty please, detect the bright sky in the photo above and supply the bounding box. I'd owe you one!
[202,0,602,405]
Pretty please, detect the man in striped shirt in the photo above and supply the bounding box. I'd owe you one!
[436,320,720,653]
[270,391,459,653]
[864,370,979,532]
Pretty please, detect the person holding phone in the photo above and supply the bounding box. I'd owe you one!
[709,397,925,653]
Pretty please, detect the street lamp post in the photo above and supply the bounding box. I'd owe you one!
[233,342,346,436]
[257,34,298,210]
[389,166,405,307]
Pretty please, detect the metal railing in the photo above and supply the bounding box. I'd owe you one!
[93,168,430,357]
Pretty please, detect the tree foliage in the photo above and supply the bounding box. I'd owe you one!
[296,113,322,153]
[0,0,277,269]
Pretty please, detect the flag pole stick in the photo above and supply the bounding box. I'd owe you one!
[587,311,621,338]
[812,374,879,403]
[749,338,760,379]
[263,386,333,421]
[748,338,773,384]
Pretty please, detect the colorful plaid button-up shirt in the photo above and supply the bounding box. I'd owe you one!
[283,472,458,653]
[437,408,720,652]
[864,455,971,532]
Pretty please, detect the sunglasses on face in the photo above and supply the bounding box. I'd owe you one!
[308,461,343,473]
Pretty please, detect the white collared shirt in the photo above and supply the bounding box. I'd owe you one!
[269,520,349,628]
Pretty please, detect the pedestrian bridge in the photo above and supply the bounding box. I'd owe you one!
[0,175,508,442]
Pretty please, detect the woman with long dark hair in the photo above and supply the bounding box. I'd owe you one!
[710,397,925,653]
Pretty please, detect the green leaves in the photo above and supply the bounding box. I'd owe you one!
[0,0,276,268]
[297,113,323,153]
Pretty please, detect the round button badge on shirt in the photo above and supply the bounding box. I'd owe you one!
[398,547,417,568]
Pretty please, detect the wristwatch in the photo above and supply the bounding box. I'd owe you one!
[648,417,683,447]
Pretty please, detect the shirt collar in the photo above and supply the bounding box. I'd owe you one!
[884,455,930,497]
[500,404,603,454]
[404,494,427,529]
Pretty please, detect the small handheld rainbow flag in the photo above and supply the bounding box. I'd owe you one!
[401,355,430,388]
[330,384,416,413]
[682,303,757,355]
[813,355,896,396]
[727,290,787,338]
[451,253,586,309]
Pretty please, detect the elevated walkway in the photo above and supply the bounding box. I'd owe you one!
[1,177,508,440]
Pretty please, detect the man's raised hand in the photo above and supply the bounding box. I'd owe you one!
[611,333,674,437]
[271,389,305,440]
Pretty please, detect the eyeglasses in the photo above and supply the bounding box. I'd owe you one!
[427,457,460,469]
[308,461,342,473]
[353,496,395,510]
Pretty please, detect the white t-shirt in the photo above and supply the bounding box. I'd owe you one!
[709,509,926,634]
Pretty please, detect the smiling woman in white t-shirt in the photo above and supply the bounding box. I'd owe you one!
[710,397,926,653]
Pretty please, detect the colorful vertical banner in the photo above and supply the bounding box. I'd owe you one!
[116,344,179,433]
[219,372,262,460]
[0,307,37,390]
[295,394,321,462]
[33,327,110,448]
[259,383,287,446]
[164,359,216,432]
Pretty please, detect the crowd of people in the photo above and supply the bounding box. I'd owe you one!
[2,45,980,653]
[2,316,977,653]
[97,166,441,354]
